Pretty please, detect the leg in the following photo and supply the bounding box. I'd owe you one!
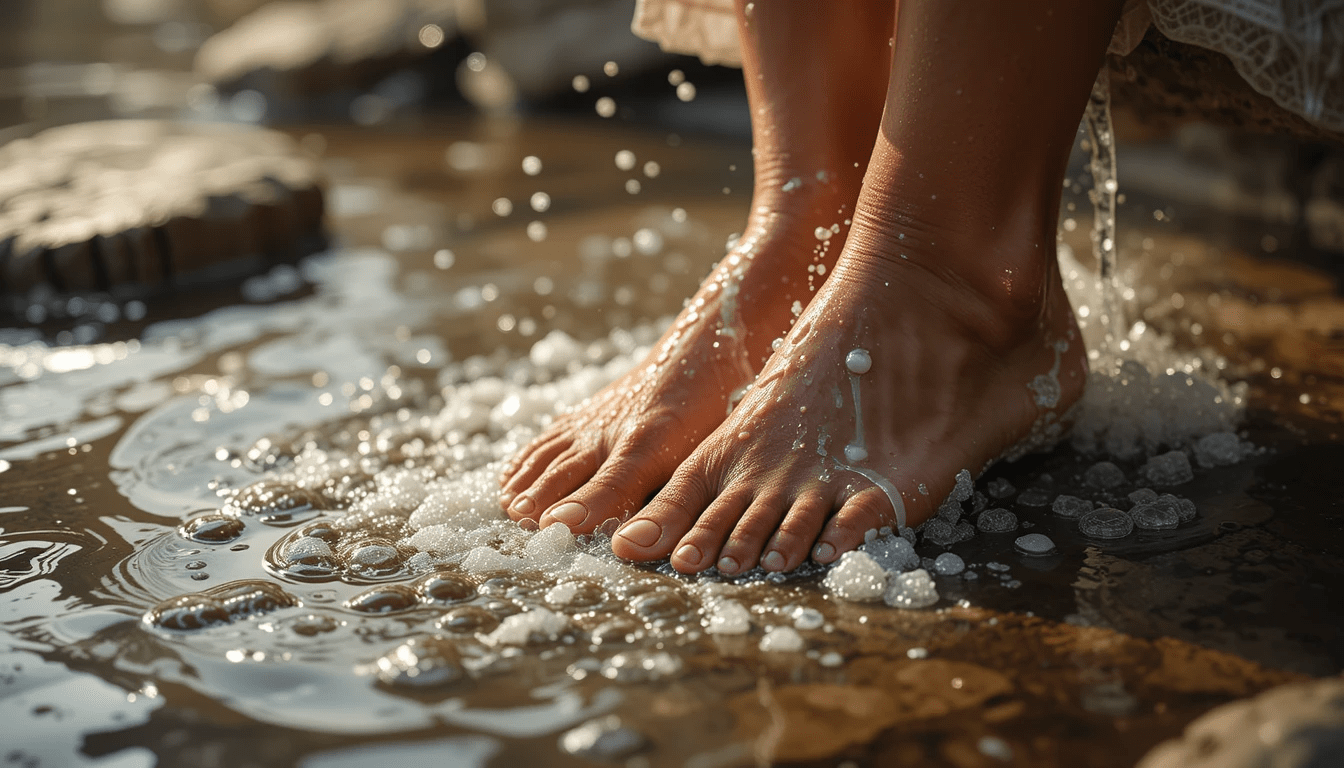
[500,0,894,530]
[613,0,1125,573]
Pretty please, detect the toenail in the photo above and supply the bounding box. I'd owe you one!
[717,556,739,573]
[508,495,534,516]
[499,491,515,507]
[761,551,785,571]
[813,542,836,562]
[675,544,703,565]
[548,502,587,526]
[615,519,662,548]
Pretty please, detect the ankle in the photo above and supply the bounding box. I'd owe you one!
[837,201,1062,351]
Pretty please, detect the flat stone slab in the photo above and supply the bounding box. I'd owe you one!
[0,120,325,299]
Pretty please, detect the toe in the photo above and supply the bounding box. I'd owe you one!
[672,487,756,574]
[611,467,715,562]
[501,433,574,498]
[814,487,900,563]
[760,492,832,571]
[516,448,603,519]
[715,494,788,574]
[538,439,674,534]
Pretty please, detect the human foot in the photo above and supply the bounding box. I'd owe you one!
[499,191,857,532]
[609,223,1088,574]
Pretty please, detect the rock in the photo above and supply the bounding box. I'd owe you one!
[1013,533,1057,555]
[1137,677,1344,768]
[976,508,1018,534]
[1079,508,1134,539]
[986,478,1016,499]
[1140,451,1194,486]
[1084,461,1126,489]
[859,535,919,573]
[920,518,959,547]
[371,635,465,688]
[1,121,324,304]
[1195,432,1246,468]
[1051,494,1093,519]
[932,552,965,576]
[1130,498,1182,530]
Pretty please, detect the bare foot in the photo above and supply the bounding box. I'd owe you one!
[499,191,855,531]
[609,224,1087,574]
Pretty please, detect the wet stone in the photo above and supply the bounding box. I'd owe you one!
[1130,499,1181,530]
[859,535,919,572]
[1170,494,1197,523]
[971,491,990,514]
[1140,451,1194,486]
[1079,508,1134,540]
[1128,488,1159,507]
[437,606,500,634]
[373,636,466,689]
[1051,495,1093,519]
[1014,533,1057,556]
[560,716,647,761]
[936,497,963,524]
[1084,461,1126,489]
[921,518,959,547]
[416,572,476,603]
[986,478,1016,499]
[344,584,420,614]
[953,521,977,542]
[1195,431,1246,468]
[976,508,1018,534]
[180,513,245,544]
[932,552,965,576]
[1016,489,1052,508]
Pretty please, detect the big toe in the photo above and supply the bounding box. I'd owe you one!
[612,473,712,561]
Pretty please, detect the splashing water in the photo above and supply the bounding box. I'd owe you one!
[1084,68,1125,365]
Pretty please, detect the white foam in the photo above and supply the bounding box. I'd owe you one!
[483,608,569,646]
[822,551,888,602]
[758,625,805,653]
[884,569,938,609]
[703,599,752,635]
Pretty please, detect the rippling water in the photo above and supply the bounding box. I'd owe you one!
[3,119,1344,767]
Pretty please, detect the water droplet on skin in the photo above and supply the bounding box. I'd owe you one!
[844,445,868,462]
[845,349,872,375]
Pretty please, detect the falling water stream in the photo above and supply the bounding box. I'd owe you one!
[1084,68,1126,363]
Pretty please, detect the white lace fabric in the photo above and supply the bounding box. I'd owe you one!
[632,0,1344,133]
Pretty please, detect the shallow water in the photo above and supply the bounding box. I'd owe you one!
[4,117,1344,768]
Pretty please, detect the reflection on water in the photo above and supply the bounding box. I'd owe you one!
[3,119,1344,767]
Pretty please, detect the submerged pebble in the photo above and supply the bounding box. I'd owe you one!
[1140,451,1194,486]
[977,508,1018,534]
[932,552,965,576]
[1084,461,1126,489]
[416,572,476,603]
[1130,498,1181,530]
[1127,488,1159,506]
[1013,533,1057,556]
[1195,431,1246,468]
[1079,508,1134,539]
[1051,495,1093,519]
